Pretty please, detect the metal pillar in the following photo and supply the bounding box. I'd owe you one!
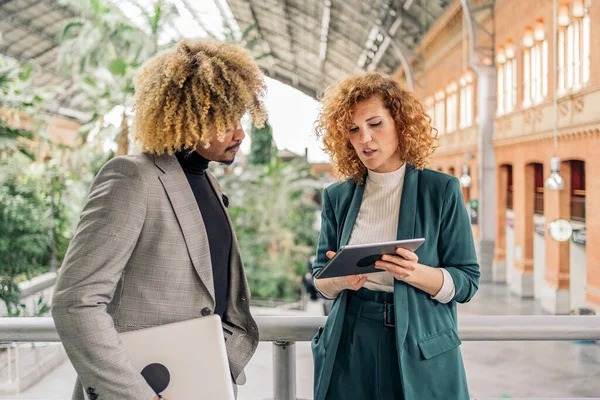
[474,65,497,283]
[273,341,296,400]
[461,0,497,282]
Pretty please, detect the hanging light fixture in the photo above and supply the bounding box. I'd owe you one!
[523,24,534,47]
[558,1,570,26]
[534,17,545,41]
[545,0,565,191]
[545,157,565,190]
[460,165,472,188]
[505,39,515,59]
[572,0,584,18]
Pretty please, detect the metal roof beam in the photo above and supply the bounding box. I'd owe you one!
[246,0,276,77]
[48,0,80,19]
[282,0,299,88]
[356,0,393,71]
[318,0,331,65]
[0,1,38,24]
[461,0,494,64]
[26,44,56,61]
[389,3,423,32]
[368,14,404,71]
[409,0,437,21]
[213,0,241,40]
[0,0,23,8]
[0,11,55,44]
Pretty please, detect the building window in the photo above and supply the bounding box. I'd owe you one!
[506,57,517,112]
[425,97,434,129]
[523,45,531,107]
[558,21,566,94]
[583,12,590,85]
[524,19,548,107]
[571,160,585,222]
[434,90,446,135]
[459,70,474,128]
[507,165,513,210]
[497,41,517,115]
[558,1,591,94]
[534,163,544,215]
[496,50,505,115]
[446,81,458,133]
[532,40,548,104]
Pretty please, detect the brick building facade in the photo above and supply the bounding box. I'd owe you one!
[397,0,598,313]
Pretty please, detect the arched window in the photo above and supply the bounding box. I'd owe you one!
[571,160,585,222]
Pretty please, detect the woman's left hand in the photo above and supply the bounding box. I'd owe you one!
[374,247,420,281]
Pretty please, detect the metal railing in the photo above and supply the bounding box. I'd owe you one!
[1,316,600,400]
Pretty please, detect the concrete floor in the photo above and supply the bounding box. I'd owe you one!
[459,284,600,399]
[2,283,599,400]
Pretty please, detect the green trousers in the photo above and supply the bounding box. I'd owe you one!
[326,288,404,400]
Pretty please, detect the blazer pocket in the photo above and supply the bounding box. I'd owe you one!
[115,323,157,333]
[418,328,461,360]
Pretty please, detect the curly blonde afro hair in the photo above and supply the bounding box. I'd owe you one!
[133,39,267,155]
[315,72,438,183]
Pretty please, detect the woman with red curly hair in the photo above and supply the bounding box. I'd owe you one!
[311,72,479,400]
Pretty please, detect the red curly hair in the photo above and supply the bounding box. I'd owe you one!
[315,72,438,182]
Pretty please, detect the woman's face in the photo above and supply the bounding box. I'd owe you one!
[348,96,403,173]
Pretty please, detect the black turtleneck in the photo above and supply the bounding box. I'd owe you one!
[176,151,231,319]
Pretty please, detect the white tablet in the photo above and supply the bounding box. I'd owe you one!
[314,238,425,279]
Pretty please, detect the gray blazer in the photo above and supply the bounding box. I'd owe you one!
[51,153,258,400]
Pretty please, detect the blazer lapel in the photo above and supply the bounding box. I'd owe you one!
[205,171,243,280]
[154,154,215,302]
[205,172,231,227]
[396,164,418,240]
[393,165,419,354]
[339,181,365,247]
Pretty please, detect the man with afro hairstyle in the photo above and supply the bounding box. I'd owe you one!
[52,39,268,400]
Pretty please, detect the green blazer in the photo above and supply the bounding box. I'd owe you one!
[311,165,480,400]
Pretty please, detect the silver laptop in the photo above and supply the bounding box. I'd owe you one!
[86,315,235,400]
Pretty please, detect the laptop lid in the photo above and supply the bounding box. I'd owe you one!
[85,315,235,400]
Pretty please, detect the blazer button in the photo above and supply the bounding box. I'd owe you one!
[201,307,212,316]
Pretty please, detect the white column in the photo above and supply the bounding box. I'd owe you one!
[474,65,496,282]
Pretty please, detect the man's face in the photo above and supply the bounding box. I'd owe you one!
[196,126,245,165]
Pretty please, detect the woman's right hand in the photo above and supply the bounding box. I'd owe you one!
[315,251,368,292]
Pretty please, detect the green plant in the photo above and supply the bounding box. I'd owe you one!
[0,164,52,315]
[249,122,276,166]
[6,295,51,318]
[219,159,320,300]
[0,56,49,160]
[57,0,172,155]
